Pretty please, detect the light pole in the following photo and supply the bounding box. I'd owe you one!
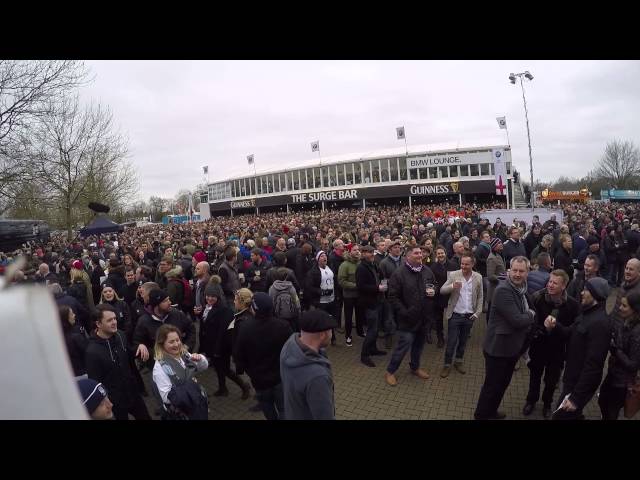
[509,70,534,211]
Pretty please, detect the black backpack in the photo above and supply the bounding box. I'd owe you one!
[273,288,300,321]
[153,357,209,420]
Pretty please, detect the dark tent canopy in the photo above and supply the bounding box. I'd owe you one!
[79,215,124,237]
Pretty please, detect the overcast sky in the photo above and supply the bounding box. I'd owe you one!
[83,60,640,201]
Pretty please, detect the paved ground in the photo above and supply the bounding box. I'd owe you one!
[142,292,636,420]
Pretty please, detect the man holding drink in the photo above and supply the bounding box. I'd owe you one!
[438,253,483,378]
[384,246,437,385]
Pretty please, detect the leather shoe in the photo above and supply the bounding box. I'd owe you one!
[453,362,466,374]
[522,403,535,416]
[491,411,507,420]
[361,357,376,368]
[440,365,451,378]
[371,349,387,356]
[385,372,398,386]
[411,368,430,379]
[542,404,551,419]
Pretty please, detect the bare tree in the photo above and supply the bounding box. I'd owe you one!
[30,94,133,237]
[0,60,89,212]
[592,139,640,190]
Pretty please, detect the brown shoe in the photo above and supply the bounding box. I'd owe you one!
[454,361,466,374]
[385,372,398,386]
[411,368,430,380]
[440,365,451,378]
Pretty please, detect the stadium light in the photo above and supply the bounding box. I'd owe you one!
[509,70,535,210]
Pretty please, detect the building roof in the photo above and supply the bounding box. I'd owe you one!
[215,138,509,184]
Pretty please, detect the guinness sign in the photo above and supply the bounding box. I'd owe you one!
[230,199,256,209]
[410,182,459,196]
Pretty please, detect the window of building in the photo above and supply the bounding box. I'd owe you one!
[399,157,408,181]
[427,167,437,179]
[345,163,353,185]
[480,163,490,176]
[313,168,321,189]
[450,165,459,177]
[293,171,300,191]
[354,162,362,184]
[506,162,511,174]
[320,166,328,187]
[410,167,418,180]
[440,166,449,178]
[372,160,380,183]
[489,163,494,175]
[470,164,480,176]
[338,164,345,186]
[459,165,469,177]
[418,167,427,180]
[381,159,389,182]
[328,166,336,187]
[362,161,371,183]
[390,158,399,181]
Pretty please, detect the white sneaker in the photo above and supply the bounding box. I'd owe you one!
[346,337,353,347]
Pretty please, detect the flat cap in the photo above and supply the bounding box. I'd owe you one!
[298,308,337,333]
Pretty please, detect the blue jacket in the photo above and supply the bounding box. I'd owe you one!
[527,268,551,295]
[280,333,335,420]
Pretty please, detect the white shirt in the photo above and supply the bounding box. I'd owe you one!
[453,274,474,315]
[319,267,335,303]
[152,353,209,407]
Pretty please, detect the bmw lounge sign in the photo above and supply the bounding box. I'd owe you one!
[494,151,502,159]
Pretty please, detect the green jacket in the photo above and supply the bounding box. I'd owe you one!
[338,253,359,299]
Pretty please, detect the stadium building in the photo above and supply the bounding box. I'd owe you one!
[199,141,513,218]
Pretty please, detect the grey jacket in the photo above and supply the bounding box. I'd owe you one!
[483,281,534,358]
[440,270,483,321]
[486,252,506,304]
[280,333,335,420]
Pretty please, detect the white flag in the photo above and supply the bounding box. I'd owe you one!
[203,165,208,175]
[311,141,319,153]
[496,116,507,129]
[247,154,254,165]
[396,126,405,140]
[493,149,507,196]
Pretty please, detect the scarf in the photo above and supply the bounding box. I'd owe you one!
[507,277,529,311]
[405,260,423,273]
[389,254,401,263]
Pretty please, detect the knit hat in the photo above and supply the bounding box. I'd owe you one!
[101,280,115,290]
[287,238,296,247]
[148,288,170,307]
[72,259,83,270]
[77,378,108,416]
[193,251,207,263]
[490,238,502,251]
[251,292,273,316]
[204,282,223,299]
[585,277,610,302]
[315,250,327,262]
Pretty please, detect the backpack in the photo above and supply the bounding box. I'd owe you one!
[273,288,300,321]
[170,278,193,308]
[153,358,209,421]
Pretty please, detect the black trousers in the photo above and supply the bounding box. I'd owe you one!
[552,387,586,420]
[334,289,344,329]
[343,297,364,338]
[474,352,518,419]
[318,301,337,340]
[526,355,563,406]
[598,375,627,420]
[432,307,444,336]
[212,356,248,391]
[113,394,152,420]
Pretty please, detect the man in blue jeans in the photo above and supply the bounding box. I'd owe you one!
[384,246,436,385]
[357,245,387,367]
[438,253,483,378]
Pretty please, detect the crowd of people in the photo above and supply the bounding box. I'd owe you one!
[2,200,640,421]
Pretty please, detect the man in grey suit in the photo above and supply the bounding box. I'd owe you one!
[474,256,535,420]
[439,253,483,378]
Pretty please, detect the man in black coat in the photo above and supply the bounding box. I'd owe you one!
[475,256,535,420]
[132,289,195,367]
[430,246,458,347]
[522,269,580,418]
[566,254,601,302]
[246,248,272,293]
[384,246,435,386]
[234,292,293,420]
[85,304,151,420]
[502,226,527,267]
[551,277,611,420]
[357,245,387,367]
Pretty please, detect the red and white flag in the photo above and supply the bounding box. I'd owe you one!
[493,149,507,196]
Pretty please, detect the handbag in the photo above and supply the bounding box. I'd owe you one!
[624,378,640,419]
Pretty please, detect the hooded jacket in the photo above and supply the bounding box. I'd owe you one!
[338,252,359,299]
[234,313,292,390]
[269,279,300,312]
[64,324,88,377]
[279,333,335,420]
[107,266,127,299]
[558,301,610,409]
[85,330,141,409]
